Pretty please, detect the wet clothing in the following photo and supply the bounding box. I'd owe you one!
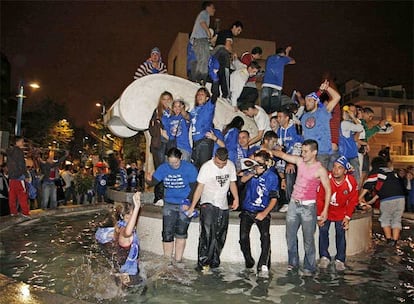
[152,160,198,205]
[240,169,278,270]
[291,159,322,201]
[162,113,192,154]
[196,159,237,268]
[317,173,358,263]
[224,128,240,165]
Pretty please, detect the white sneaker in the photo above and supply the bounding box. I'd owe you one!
[335,260,346,271]
[279,204,289,213]
[258,265,269,278]
[154,199,164,207]
[319,256,330,269]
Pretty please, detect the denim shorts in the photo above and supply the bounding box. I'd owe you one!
[162,202,191,242]
[379,197,405,229]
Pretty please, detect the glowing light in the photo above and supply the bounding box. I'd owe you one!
[29,83,40,89]
[19,284,31,299]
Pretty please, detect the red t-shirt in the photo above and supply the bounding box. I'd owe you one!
[317,173,359,221]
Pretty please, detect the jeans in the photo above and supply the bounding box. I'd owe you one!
[261,87,282,114]
[212,46,230,100]
[198,203,229,268]
[317,153,331,170]
[319,220,346,262]
[286,199,317,272]
[239,210,271,271]
[64,186,77,204]
[191,38,210,83]
[162,203,191,242]
[349,157,360,185]
[41,182,57,209]
[285,170,297,203]
[191,138,214,170]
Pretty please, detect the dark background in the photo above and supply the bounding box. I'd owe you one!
[1,1,413,128]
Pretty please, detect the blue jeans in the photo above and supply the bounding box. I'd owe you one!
[286,199,317,272]
[162,202,191,242]
[285,170,297,202]
[261,87,282,114]
[318,220,346,262]
[41,182,57,209]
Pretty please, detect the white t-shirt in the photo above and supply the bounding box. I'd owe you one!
[197,159,237,210]
[254,105,271,132]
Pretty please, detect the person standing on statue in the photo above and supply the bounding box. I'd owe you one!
[189,1,216,83]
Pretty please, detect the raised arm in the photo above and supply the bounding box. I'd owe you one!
[323,82,341,113]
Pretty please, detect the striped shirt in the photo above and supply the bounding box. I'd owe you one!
[133,60,167,79]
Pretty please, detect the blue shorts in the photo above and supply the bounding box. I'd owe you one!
[162,202,191,242]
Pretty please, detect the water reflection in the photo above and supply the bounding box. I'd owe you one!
[0,212,412,303]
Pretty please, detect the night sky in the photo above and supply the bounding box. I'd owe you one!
[1,1,413,128]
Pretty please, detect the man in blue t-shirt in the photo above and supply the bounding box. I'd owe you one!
[145,148,198,263]
[261,46,296,113]
[300,80,341,170]
[239,150,279,277]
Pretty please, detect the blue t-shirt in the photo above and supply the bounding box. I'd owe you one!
[224,128,240,165]
[153,160,198,204]
[95,174,108,195]
[162,113,192,153]
[301,105,332,155]
[242,170,279,212]
[263,55,291,88]
[190,99,215,142]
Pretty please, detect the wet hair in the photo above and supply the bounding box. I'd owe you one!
[231,21,243,29]
[202,1,214,9]
[166,147,182,159]
[157,91,173,119]
[248,61,261,70]
[195,87,211,106]
[223,116,244,135]
[302,139,318,152]
[251,46,263,55]
[263,130,278,142]
[279,108,292,119]
[215,147,229,161]
[114,202,134,221]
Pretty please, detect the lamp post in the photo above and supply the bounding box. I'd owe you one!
[96,102,106,160]
[15,81,40,136]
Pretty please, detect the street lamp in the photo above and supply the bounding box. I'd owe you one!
[15,81,40,136]
[95,102,106,160]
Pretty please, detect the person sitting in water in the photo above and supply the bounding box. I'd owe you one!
[95,192,141,286]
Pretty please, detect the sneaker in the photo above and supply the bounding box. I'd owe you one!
[10,214,18,217]
[301,269,314,277]
[335,260,346,271]
[287,265,297,272]
[279,204,289,213]
[257,265,269,278]
[319,256,330,269]
[21,214,32,220]
[154,199,164,207]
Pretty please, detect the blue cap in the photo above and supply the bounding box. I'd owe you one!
[305,92,320,103]
[151,47,161,55]
[335,156,353,171]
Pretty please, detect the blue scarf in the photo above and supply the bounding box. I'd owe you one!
[117,220,140,275]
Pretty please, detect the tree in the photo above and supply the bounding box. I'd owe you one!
[46,119,74,150]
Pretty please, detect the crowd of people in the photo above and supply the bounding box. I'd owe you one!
[0,141,145,217]
[1,0,412,288]
[128,0,413,281]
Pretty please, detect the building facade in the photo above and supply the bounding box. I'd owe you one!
[343,80,414,168]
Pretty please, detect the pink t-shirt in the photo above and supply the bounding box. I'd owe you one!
[292,159,322,201]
